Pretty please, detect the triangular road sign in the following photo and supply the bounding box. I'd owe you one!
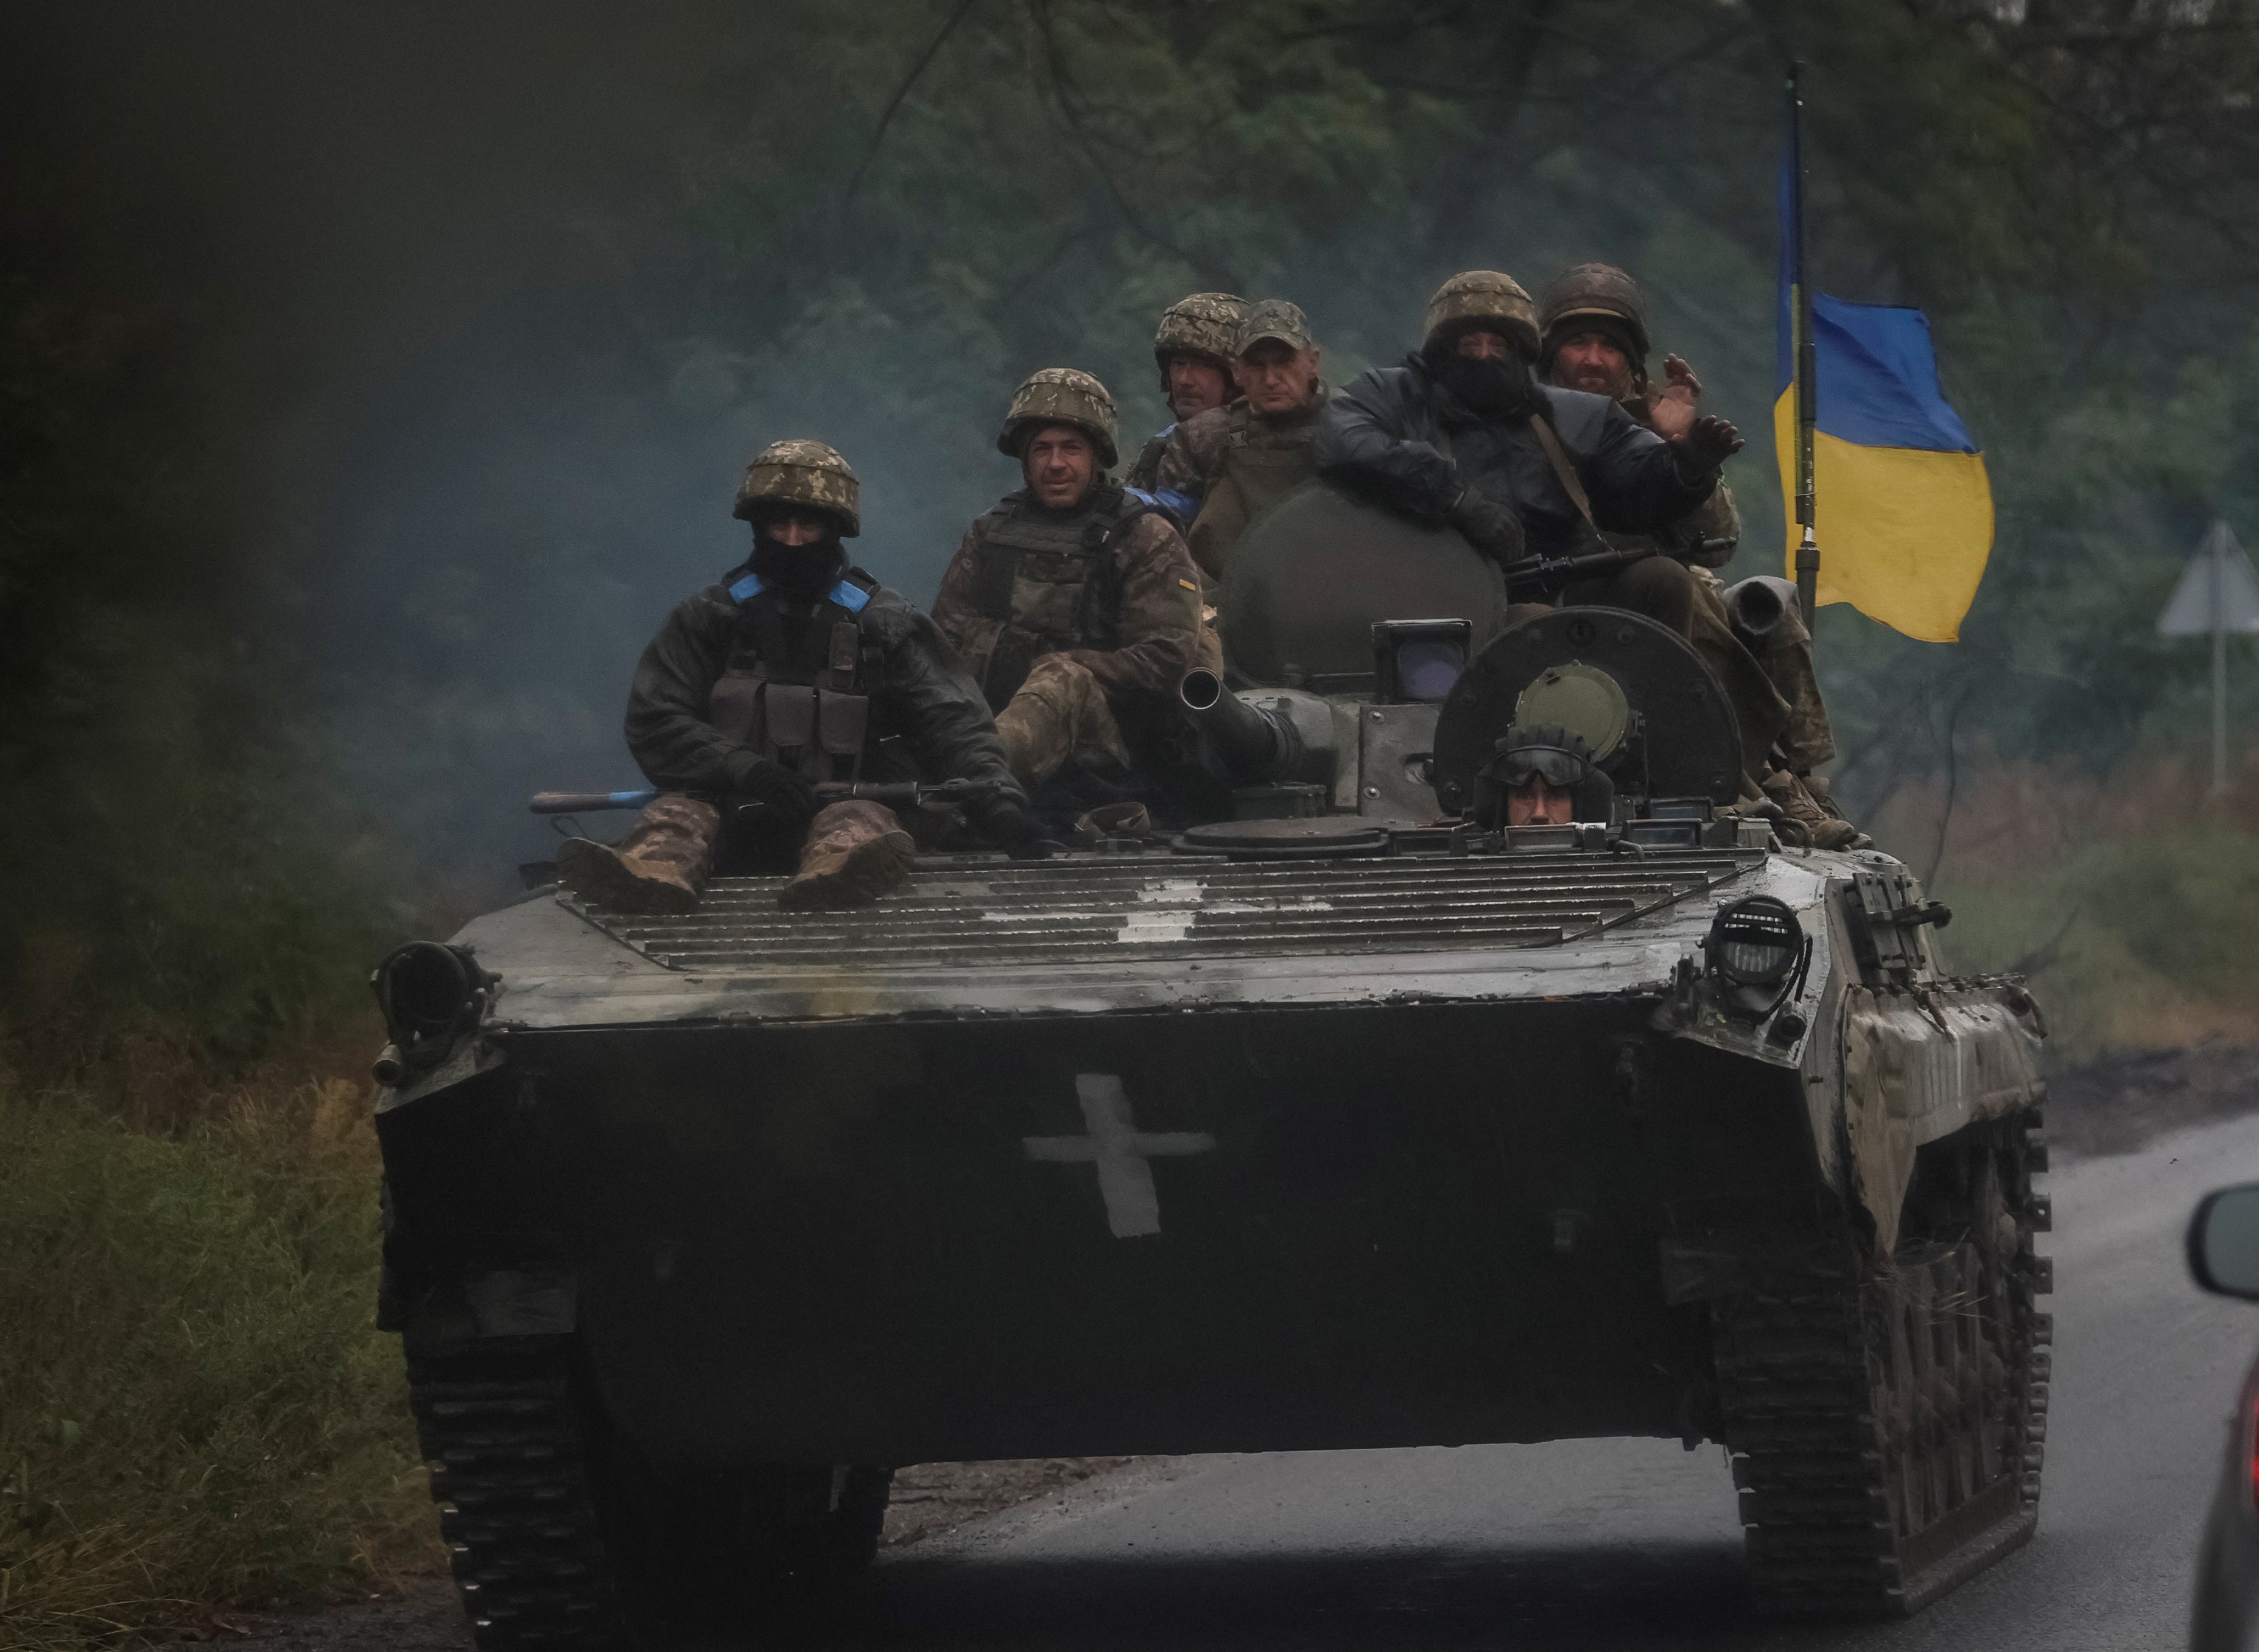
[2159,522,2259,636]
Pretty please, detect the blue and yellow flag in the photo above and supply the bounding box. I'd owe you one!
[1776,153,1993,642]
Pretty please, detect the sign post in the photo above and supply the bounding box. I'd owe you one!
[2157,521,2259,792]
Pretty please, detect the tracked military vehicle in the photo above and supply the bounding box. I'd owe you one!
[373,481,2051,1647]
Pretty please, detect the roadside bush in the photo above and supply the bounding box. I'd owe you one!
[0,1060,435,1648]
[1884,751,2259,1060]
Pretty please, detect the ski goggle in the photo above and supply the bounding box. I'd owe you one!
[1487,745,1591,789]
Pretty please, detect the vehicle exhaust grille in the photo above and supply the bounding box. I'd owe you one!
[569,849,1761,974]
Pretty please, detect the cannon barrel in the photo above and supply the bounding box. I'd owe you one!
[1180,669,1299,784]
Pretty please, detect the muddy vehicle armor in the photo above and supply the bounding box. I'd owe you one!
[373,481,2051,1645]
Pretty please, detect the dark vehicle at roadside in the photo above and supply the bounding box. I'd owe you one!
[2188,1184,2259,1650]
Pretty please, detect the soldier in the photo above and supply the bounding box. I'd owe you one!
[1122,291,1249,508]
[1473,725,1611,828]
[1316,269,1743,637]
[1538,263,1851,843]
[1148,299,1331,583]
[1537,262,1742,569]
[932,369,1207,803]
[556,440,1046,916]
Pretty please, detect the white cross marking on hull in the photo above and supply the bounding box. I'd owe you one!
[1023,1073,1216,1238]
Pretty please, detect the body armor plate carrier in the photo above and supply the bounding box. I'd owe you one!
[962,486,1152,709]
[706,571,881,784]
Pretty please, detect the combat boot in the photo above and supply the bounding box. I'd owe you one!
[1762,769,1871,852]
[779,800,917,911]
[557,838,701,915]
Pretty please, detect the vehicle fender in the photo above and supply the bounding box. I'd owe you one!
[1840,980,2046,1254]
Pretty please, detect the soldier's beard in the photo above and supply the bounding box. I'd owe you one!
[751,532,846,598]
[1429,348,1539,418]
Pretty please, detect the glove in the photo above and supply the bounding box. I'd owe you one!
[731,757,821,835]
[971,798,1059,861]
[1673,413,1745,476]
[1446,488,1526,562]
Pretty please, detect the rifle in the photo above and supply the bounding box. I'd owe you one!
[529,779,1004,815]
[1500,542,1665,601]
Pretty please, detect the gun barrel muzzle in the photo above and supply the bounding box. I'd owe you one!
[1181,669,1296,783]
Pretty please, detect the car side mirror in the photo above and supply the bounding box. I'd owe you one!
[2189,1184,2259,1298]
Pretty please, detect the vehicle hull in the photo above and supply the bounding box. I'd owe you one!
[380,998,1824,1468]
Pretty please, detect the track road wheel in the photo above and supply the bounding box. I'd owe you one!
[407,1335,892,1649]
[1713,1111,2051,1617]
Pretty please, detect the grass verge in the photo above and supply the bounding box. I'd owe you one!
[0,1053,436,1648]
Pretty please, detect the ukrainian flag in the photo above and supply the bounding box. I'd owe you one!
[1776,157,1994,642]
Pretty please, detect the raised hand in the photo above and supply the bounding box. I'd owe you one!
[1645,354,1704,442]
[1676,413,1744,472]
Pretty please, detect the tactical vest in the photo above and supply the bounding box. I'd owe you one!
[704,568,884,784]
[1186,400,1324,580]
[961,487,1151,709]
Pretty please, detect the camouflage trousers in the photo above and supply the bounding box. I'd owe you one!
[994,654,1134,789]
[1706,571,1835,771]
[616,792,911,887]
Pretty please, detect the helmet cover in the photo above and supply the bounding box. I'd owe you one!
[1153,292,1249,390]
[1422,270,1541,357]
[999,367,1120,469]
[731,438,860,536]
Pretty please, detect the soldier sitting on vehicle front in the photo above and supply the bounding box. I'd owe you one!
[932,371,1211,824]
[555,440,1046,916]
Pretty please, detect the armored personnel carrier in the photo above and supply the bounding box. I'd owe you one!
[373,483,2051,1647]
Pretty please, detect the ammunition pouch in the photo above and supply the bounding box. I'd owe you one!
[705,569,880,785]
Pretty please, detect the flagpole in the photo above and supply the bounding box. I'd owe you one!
[1788,62,1819,627]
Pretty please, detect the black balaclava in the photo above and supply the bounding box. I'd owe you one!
[1426,334,1542,418]
[749,512,848,599]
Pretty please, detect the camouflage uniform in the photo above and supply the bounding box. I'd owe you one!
[1150,300,1330,582]
[932,370,1209,789]
[1123,292,1248,500]
[1537,263,1836,775]
[563,440,1025,913]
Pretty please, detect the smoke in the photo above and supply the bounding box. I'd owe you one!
[7,0,2251,934]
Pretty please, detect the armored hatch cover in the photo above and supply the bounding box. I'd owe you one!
[462,847,1779,1028]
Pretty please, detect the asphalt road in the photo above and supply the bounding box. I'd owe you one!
[241,1108,2259,1652]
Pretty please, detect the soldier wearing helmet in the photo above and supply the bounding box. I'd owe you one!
[1317,270,1743,642]
[1538,263,1847,835]
[555,440,1043,915]
[1123,292,1249,504]
[1142,300,1332,583]
[1538,261,1744,571]
[932,369,1210,815]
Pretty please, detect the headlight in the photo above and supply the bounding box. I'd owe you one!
[1707,896,1803,988]
[371,942,493,1072]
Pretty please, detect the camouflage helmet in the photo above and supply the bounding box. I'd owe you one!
[999,368,1120,469]
[1537,262,1653,365]
[731,438,860,537]
[1153,292,1248,389]
[1422,270,1541,358]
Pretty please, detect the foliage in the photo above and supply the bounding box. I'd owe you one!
[0,1064,433,1647]
[1876,747,2259,1058]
